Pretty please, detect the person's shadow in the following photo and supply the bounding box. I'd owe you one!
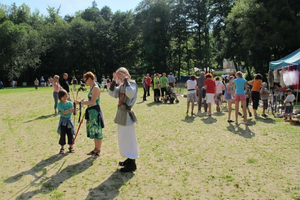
[182,115,196,123]
[226,123,256,138]
[201,116,217,124]
[85,170,135,200]
[15,157,95,200]
[5,154,69,199]
[24,114,57,123]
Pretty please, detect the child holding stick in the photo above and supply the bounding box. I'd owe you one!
[57,89,75,154]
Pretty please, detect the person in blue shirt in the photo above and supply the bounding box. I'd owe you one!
[233,71,248,125]
[57,89,75,154]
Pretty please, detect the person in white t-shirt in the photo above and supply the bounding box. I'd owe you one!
[214,76,225,112]
[185,75,197,115]
[284,89,296,121]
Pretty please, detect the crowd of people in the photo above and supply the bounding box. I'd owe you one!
[27,69,297,174]
[185,71,296,125]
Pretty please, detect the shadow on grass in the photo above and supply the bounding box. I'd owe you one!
[201,116,217,124]
[212,112,225,116]
[14,157,95,200]
[255,116,276,124]
[24,114,57,123]
[85,170,135,200]
[182,115,196,123]
[226,123,256,138]
[5,154,69,199]
[146,101,164,107]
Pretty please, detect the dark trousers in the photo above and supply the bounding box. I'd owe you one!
[143,87,147,100]
[59,125,73,146]
[251,91,260,110]
[147,86,150,96]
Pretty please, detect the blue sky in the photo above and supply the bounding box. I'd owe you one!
[2,0,142,16]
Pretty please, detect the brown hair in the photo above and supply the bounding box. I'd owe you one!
[190,74,196,81]
[254,73,263,80]
[58,89,68,100]
[83,71,95,81]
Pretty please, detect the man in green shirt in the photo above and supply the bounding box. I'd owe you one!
[160,73,168,101]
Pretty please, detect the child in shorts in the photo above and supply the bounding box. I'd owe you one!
[57,89,75,154]
[284,89,295,121]
[260,82,269,117]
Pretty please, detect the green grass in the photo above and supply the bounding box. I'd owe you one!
[0,86,300,199]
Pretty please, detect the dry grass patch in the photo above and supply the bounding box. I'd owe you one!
[0,87,299,199]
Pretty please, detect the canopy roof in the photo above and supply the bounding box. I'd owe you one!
[269,48,300,70]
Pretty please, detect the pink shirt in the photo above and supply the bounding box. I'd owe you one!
[53,82,60,93]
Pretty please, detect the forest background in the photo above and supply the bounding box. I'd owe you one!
[1,0,300,85]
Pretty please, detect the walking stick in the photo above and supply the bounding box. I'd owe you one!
[72,109,85,146]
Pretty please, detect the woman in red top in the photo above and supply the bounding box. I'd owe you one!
[204,73,216,116]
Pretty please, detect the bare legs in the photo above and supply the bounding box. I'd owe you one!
[235,100,247,124]
[227,101,232,121]
[186,102,195,115]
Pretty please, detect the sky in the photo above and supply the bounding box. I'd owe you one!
[1,0,143,16]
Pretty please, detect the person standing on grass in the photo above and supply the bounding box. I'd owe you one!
[196,71,206,113]
[214,76,225,112]
[72,77,78,91]
[241,84,252,118]
[167,72,176,88]
[57,89,75,154]
[34,78,39,90]
[248,74,263,117]
[224,76,234,122]
[146,73,151,96]
[109,67,139,173]
[260,82,269,117]
[204,73,216,116]
[153,73,161,102]
[143,76,148,101]
[60,73,70,100]
[52,75,61,115]
[160,73,168,101]
[185,75,197,115]
[233,71,248,125]
[75,71,104,159]
[40,76,45,87]
[284,89,296,121]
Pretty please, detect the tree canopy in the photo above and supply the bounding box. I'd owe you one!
[0,0,299,85]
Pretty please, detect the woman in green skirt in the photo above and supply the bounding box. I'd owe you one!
[75,71,104,158]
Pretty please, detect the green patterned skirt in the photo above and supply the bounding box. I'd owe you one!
[86,109,103,139]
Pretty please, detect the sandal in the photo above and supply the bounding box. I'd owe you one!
[68,147,75,153]
[59,148,64,154]
[87,148,97,155]
[93,150,100,159]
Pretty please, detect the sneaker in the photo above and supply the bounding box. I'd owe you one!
[262,114,267,117]
[238,112,242,116]
[227,120,234,123]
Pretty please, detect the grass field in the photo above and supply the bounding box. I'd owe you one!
[0,86,299,200]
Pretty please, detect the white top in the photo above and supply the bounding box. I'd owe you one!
[186,80,197,94]
[215,80,224,94]
[285,94,295,106]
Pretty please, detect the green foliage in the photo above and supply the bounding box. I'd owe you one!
[0,0,299,85]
